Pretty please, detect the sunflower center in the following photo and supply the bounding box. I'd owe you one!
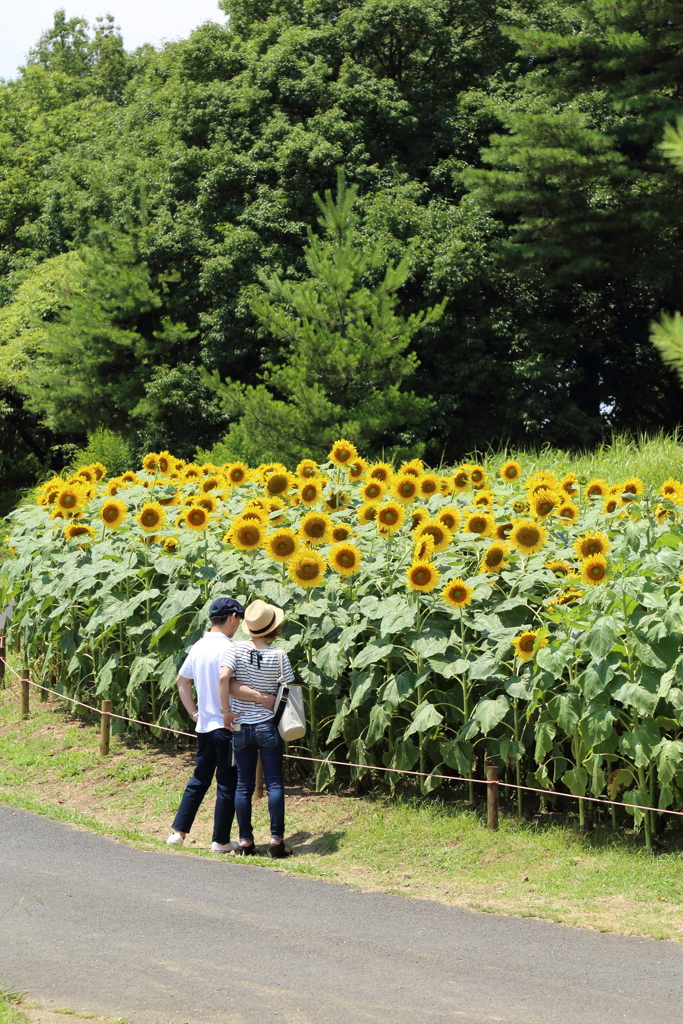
[338,552,354,567]
[268,475,288,494]
[240,528,257,544]
[470,518,486,533]
[142,511,159,526]
[231,470,245,483]
[471,471,484,483]
[61,494,76,508]
[589,565,604,579]
[299,562,317,578]
[399,482,415,497]
[486,549,503,567]
[518,528,539,546]
[521,636,535,652]
[275,538,294,555]
[381,510,398,525]
[367,484,381,499]
[103,507,119,522]
[413,568,430,584]
[333,529,349,541]
[455,474,468,487]
[422,481,437,494]
[504,467,517,479]
[189,510,205,525]
[306,521,325,537]
[372,469,388,481]
[336,449,351,462]
[441,515,455,529]
[302,485,317,501]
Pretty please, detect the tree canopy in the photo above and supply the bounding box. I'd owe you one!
[1,0,683,507]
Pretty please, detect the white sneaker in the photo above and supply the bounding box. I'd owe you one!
[166,831,185,846]
[211,840,240,853]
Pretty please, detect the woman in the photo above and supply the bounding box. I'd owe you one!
[218,599,294,857]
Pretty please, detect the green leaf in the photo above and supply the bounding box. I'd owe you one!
[314,642,348,677]
[127,655,158,694]
[472,695,509,735]
[611,682,658,716]
[349,669,379,711]
[534,721,556,762]
[327,698,349,743]
[427,654,465,679]
[366,703,390,746]
[315,759,336,792]
[505,678,533,700]
[378,595,415,636]
[608,768,634,799]
[584,619,618,660]
[561,767,588,796]
[379,670,423,706]
[440,739,472,776]
[351,640,394,670]
[405,700,443,737]
[392,736,420,771]
[548,693,581,733]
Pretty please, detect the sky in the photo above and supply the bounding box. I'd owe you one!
[0,0,228,80]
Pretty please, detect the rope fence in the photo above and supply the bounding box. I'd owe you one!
[2,650,681,830]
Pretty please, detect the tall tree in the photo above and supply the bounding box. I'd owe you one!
[207,172,445,463]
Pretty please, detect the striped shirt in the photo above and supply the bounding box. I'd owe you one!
[221,641,294,725]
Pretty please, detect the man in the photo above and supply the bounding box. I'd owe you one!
[167,597,275,852]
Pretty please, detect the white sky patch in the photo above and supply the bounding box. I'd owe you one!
[0,0,227,80]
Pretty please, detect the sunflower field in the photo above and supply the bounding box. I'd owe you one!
[4,441,683,848]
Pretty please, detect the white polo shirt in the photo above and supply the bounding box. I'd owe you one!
[178,632,232,733]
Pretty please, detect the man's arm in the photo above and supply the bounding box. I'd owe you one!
[176,674,198,724]
[219,666,276,720]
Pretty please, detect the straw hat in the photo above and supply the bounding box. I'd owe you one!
[243,599,285,638]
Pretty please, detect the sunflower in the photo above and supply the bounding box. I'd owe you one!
[393,475,419,503]
[101,499,127,529]
[581,554,608,586]
[546,559,572,576]
[329,438,358,467]
[183,464,203,482]
[55,484,88,513]
[399,458,423,478]
[265,470,296,496]
[418,473,440,498]
[560,473,579,496]
[157,491,179,507]
[103,477,123,497]
[557,502,579,524]
[239,506,268,524]
[182,506,211,531]
[300,511,334,544]
[200,475,222,493]
[288,550,326,588]
[410,507,431,531]
[603,496,619,514]
[512,499,528,514]
[524,470,557,491]
[347,458,368,481]
[655,503,678,524]
[152,451,172,476]
[511,629,548,662]
[142,453,160,473]
[619,477,644,501]
[331,524,353,542]
[120,471,140,486]
[405,560,441,593]
[229,518,264,550]
[325,491,349,511]
[64,523,96,545]
[361,479,387,504]
[76,466,95,484]
[509,519,547,554]
[194,495,219,514]
[369,462,394,485]
[661,477,683,501]
[291,478,318,506]
[163,536,179,552]
[480,542,509,573]
[586,478,609,499]
[442,577,474,609]
[201,462,219,476]
[415,519,452,552]
[329,542,362,576]
[357,503,378,525]
[500,460,522,483]
[375,500,406,533]
[532,489,559,518]
[463,511,495,538]
[574,531,609,560]
[438,475,454,495]
[137,502,166,532]
[452,466,470,492]
[296,458,319,479]
[225,462,250,486]
[547,589,583,612]
[265,528,299,562]
[473,490,495,508]
[469,464,487,490]
[414,535,435,561]
[495,522,513,541]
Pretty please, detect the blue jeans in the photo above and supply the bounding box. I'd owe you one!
[172,728,237,844]
[233,721,285,842]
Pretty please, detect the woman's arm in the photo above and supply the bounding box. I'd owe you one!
[219,666,276,713]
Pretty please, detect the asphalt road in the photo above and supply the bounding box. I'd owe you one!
[1,805,681,1024]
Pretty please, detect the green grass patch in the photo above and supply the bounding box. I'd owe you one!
[0,987,26,1024]
[2,686,683,941]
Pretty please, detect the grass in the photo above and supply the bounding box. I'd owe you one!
[0,989,25,1024]
[473,431,683,490]
[2,686,683,942]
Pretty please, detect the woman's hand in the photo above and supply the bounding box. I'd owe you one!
[222,710,241,729]
[260,693,276,711]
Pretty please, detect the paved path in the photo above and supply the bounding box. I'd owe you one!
[1,805,681,1024]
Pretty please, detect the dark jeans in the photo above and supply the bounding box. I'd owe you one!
[233,720,285,842]
[172,728,237,844]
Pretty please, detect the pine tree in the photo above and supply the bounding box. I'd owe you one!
[208,171,446,464]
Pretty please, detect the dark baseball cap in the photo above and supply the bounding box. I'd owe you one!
[209,597,245,617]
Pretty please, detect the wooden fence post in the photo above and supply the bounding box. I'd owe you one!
[487,762,499,831]
[20,668,29,719]
[255,752,264,800]
[100,700,112,756]
[0,633,5,688]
